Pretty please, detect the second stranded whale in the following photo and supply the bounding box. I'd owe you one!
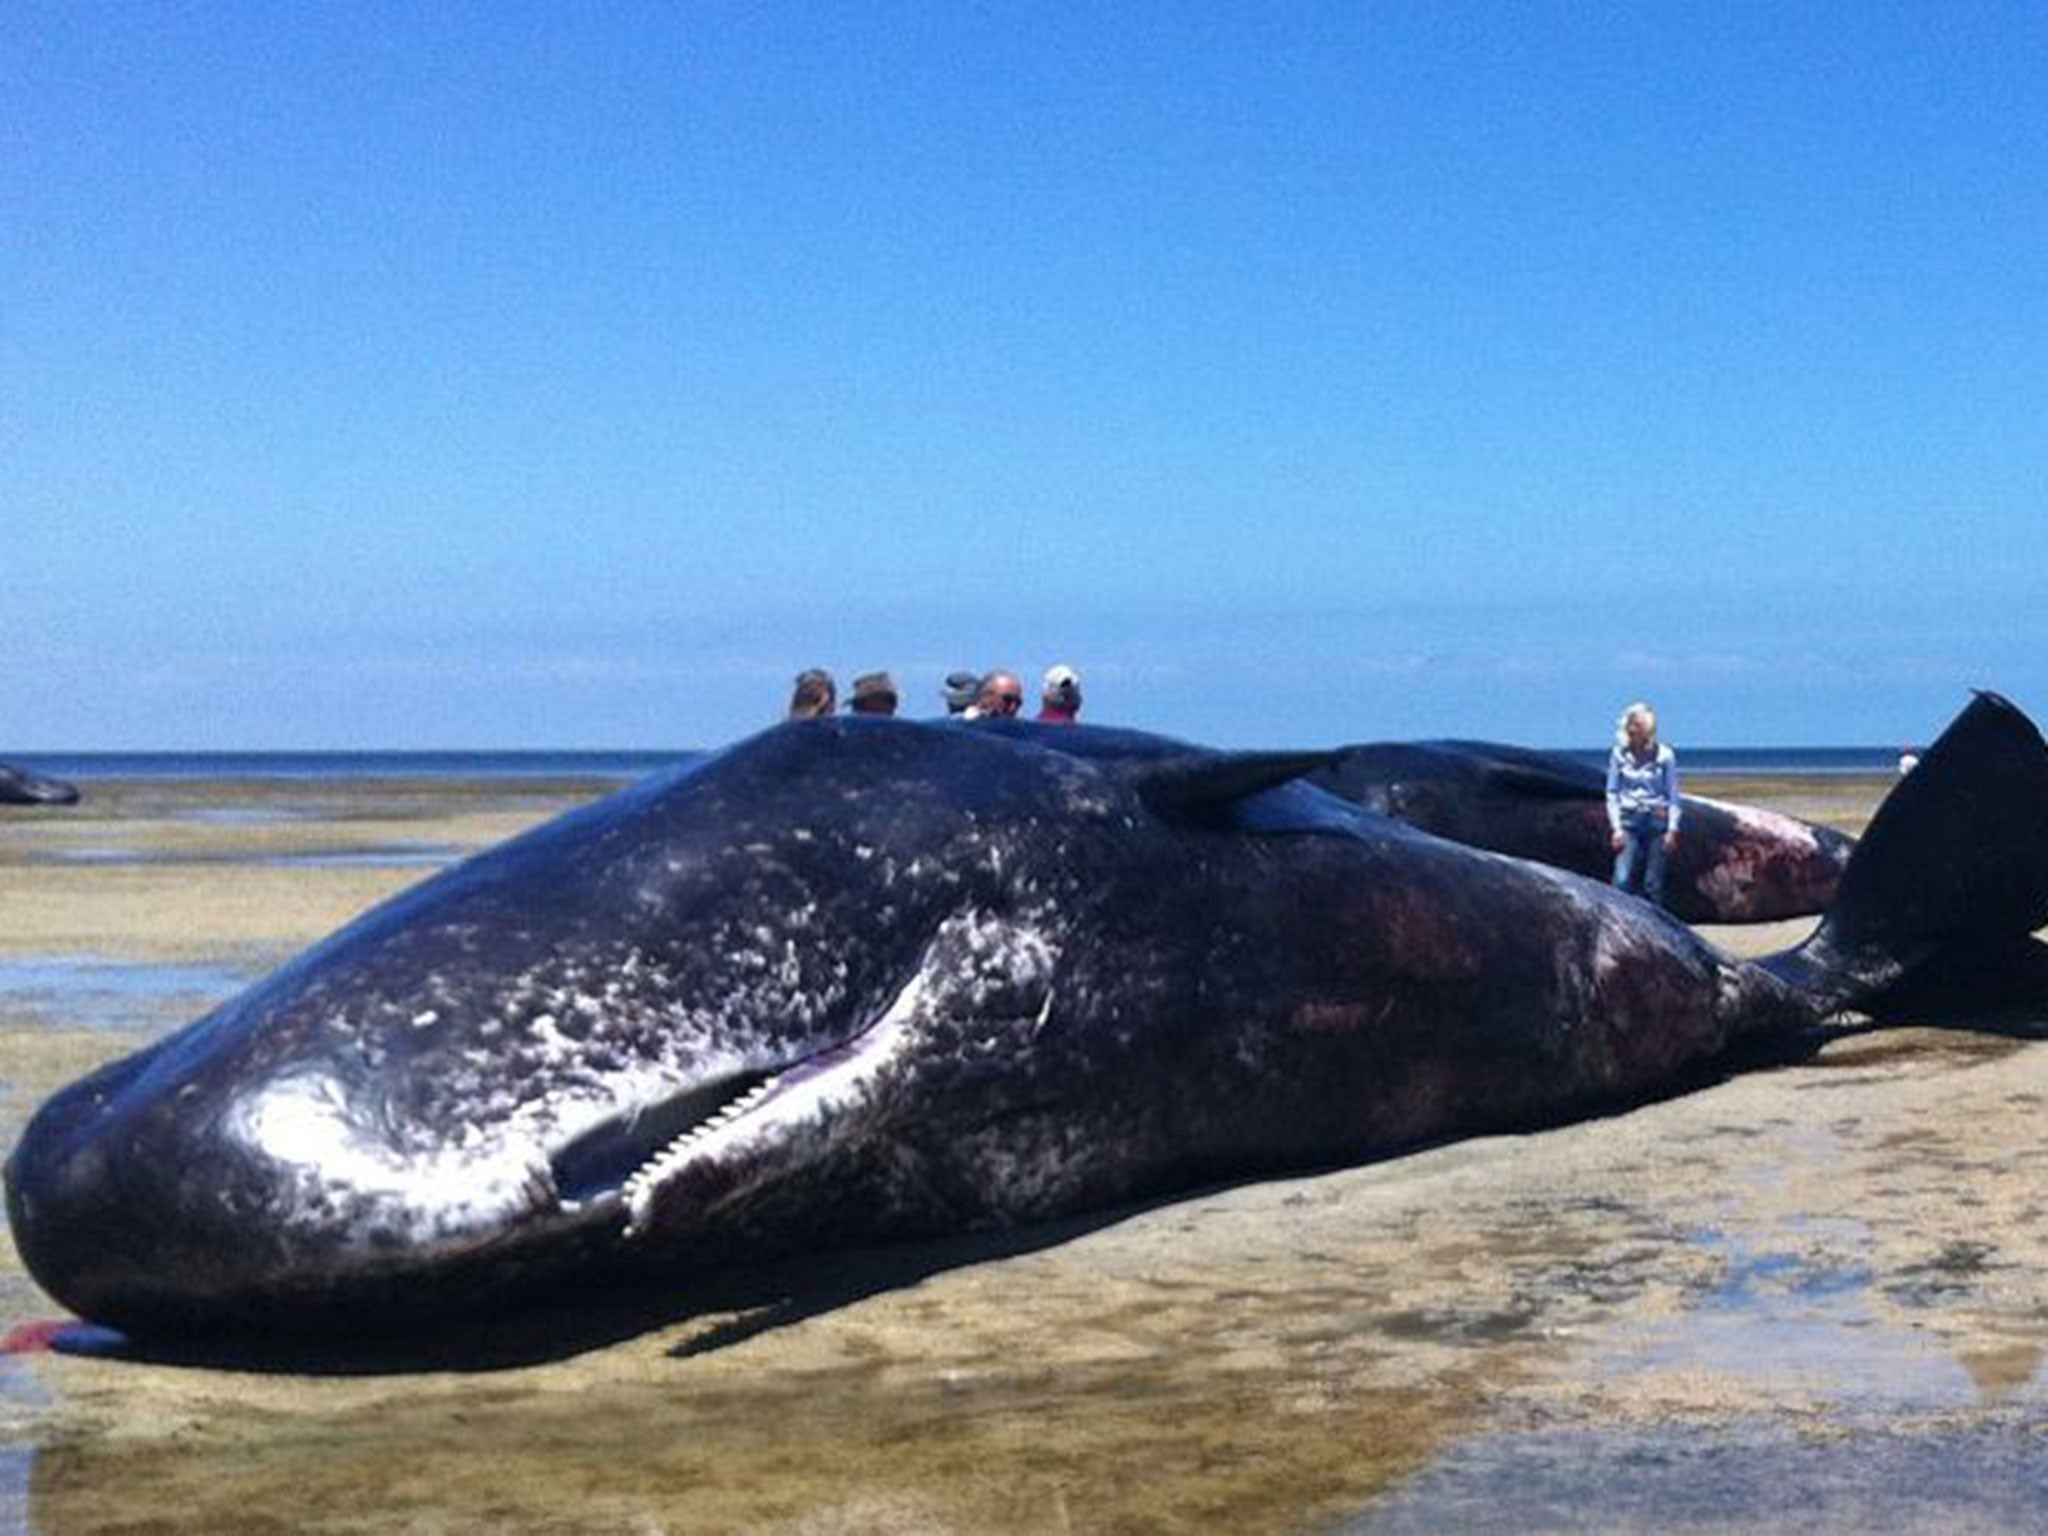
[0,759,79,807]
[1309,739,1855,923]
[8,694,2047,1339]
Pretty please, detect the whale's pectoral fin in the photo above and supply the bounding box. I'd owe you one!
[1131,750,1338,827]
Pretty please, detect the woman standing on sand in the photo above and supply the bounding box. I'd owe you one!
[1606,702,1681,906]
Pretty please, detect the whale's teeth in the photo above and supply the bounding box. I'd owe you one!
[620,1075,789,1238]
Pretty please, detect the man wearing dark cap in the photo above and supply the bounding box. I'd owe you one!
[942,671,981,716]
[849,671,898,716]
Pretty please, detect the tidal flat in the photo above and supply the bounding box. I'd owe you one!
[2,768,2046,1534]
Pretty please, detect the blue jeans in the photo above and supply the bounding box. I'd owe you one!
[1613,818,1669,905]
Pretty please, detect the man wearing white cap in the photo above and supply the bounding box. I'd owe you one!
[1036,665,1082,724]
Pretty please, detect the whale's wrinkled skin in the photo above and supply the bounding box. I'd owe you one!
[1309,741,1855,923]
[0,760,79,807]
[8,697,2047,1339]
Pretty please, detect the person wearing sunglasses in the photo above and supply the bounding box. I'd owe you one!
[966,671,1025,719]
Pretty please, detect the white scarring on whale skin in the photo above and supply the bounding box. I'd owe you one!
[621,907,1060,1236]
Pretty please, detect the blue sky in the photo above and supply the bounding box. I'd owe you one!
[5,3,2045,750]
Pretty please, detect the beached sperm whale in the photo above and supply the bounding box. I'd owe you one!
[9,695,2048,1339]
[1308,741,1854,923]
[0,760,79,807]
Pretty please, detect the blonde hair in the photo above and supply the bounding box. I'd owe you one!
[1615,702,1657,748]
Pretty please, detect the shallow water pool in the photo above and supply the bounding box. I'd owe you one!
[0,957,259,1033]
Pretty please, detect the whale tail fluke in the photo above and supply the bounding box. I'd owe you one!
[1762,691,2048,1013]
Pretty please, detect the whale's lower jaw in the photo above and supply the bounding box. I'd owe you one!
[22,1202,629,1342]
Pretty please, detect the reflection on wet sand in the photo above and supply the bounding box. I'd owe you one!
[3,772,2048,1533]
[8,1165,1606,1531]
[25,1344,1465,1534]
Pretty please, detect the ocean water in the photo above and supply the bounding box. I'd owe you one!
[1,750,688,782]
[4,744,1900,782]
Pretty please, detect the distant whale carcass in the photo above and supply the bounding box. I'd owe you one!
[1309,740,1854,922]
[7,697,2046,1339]
[0,760,79,807]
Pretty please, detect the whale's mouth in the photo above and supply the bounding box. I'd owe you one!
[545,968,937,1239]
[546,1071,779,1206]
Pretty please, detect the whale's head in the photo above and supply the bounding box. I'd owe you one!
[5,721,1174,1337]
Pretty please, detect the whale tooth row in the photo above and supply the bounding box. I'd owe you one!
[621,1075,780,1237]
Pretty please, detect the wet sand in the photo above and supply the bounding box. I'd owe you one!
[3,770,2047,1533]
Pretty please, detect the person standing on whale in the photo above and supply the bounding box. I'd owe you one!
[848,672,898,716]
[1036,664,1082,724]
[787,669,837,719]
[966,671,1025,720]
[1606,701,1681,905]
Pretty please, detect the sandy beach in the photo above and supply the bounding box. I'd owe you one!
[3,769,2046,1534]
